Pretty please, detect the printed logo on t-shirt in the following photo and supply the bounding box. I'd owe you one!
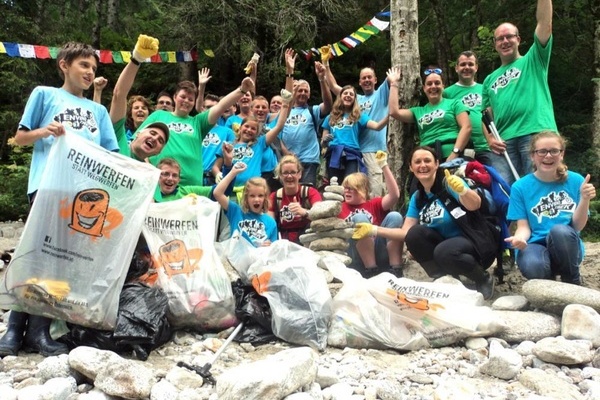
[333,116,355,129]
[233,145,255,161]
[530,190,576,223]
[490,67,521,94]
[360,99,372,113]
[461,93,482,109]
[417,109,445,129]
[54,108,99,137]
[202,132,221,148]
[168,122,194,135]
[238,219,267,243]
[344,208,374,224]
[286,114,309,126]
[280,205,295,222]
[419,201,444,225]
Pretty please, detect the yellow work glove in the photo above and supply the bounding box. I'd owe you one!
[353,222,378,240]
[244,53,260,74]
[444,169,468,196]
[26,278,71,299]
[132,34,159,63]
[319,45,332,65]
[280,89,293,104]
[375,150,388,168]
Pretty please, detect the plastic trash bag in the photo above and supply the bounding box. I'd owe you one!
[215,231,266,283]
[246,240,332,351]
[327,258,506,350]
[231,279,276,344]
[64,282,171,360]
[142,196,236,331]
[0,134,159,329]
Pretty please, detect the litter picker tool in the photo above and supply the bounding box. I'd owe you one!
[482,109,520,181]
[177,322,244,385]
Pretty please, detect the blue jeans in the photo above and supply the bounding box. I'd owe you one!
[347,211,403,269]
[489,134,532,186]
[517,224,583,284]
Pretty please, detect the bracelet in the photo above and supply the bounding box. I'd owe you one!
[286,73,294,78]
[130,58,140,66]
[239,87,248,95]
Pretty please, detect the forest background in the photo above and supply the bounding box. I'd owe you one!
[0,0,598,239]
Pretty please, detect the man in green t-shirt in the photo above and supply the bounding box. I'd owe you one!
[444,51,491,166]
[481,0,556,185]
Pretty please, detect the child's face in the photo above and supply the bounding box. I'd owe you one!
[341,88,356,109]
[159,164,181,194]
[61,55,97,91]
[246,185,266,213]
[130,101,149,127]
[239,121,258,142]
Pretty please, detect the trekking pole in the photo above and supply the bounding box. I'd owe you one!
[482,110,520,181]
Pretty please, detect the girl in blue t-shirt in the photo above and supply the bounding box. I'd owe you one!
[213,162,278,246]
[322,85,388,183]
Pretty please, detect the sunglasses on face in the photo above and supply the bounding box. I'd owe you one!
[424,68,442,76]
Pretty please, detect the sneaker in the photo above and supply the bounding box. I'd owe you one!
[362,266,381,279]
[389,267,403,278]
[476,273,495,300]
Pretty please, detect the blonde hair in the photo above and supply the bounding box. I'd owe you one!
[274,154,303,180]
[329,85,361,126]
[234,115,260,146]
[342,172,370,201]
[530,131,568,182]
[241,177,270,213]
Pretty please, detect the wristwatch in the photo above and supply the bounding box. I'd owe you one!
[452,147,461,154]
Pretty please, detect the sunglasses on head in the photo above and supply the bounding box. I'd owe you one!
[424,68,442,76]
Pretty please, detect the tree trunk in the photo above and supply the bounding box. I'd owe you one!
[592,1,600,170]
[389,0,421,209]
[107,0,119,30]
[92,0,103,49]
[428,0,452,79]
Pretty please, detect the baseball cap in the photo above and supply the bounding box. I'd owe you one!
[145,122,170,144]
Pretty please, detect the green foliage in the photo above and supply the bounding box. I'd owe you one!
[582,201,600,242]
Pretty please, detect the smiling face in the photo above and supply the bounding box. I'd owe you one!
[531,136,564,177]
[131,126,167,159]
[60,55,97,94]
[409,148,439,184]
[279,160,301,192]
[494,23,521,64]
[455,54,478,85]
[130,100,150,128]
[158,164,181,194]
[239,119,259,143]
[423,74,444,104]
[251,99,269,123]
[173,89,195,116]
[340,87,357,110]
[294,82,310,106]
[238,91,253,113]
[270,95,283,113]
[358,68,377,95]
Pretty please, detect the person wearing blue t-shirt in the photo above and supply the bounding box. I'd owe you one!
[321,85,388,184]
[506,132,596,285]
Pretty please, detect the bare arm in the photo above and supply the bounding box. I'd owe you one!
[381,164,400,210]
[315,62,333,116]
[572,174,595,231]
[504,219,532,250]
[376,217,418,241]
[323,64,342,97]
[366,115,389,131]
[446,111,472,161]
[208,77,255,125]
[535,0,553,46]
[213,162,247,210]
[387,67,415,123]
[93,77,108,104]
[195,68,211,113]
[110,62,140,124]
[14,122,65,146]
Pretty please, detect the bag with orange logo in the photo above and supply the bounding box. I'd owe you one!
[0,134,159,329]
[142,196,236,331]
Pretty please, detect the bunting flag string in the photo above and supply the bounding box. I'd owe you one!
[0,41,215,63]
[300,11,391,61]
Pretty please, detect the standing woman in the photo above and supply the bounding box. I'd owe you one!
[268,154,322,244]
[321,85,388,183]
[387,67,471,161]
[353,146,496,298]
[505,132,596,285]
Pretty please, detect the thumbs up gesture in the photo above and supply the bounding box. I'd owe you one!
[288,195,306,218]
[581,174,596,200]
[444,169,468,196]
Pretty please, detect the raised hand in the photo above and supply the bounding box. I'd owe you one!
[93,77,108,91]
[285,48,297,72]
[198,68,211,86]
[375,151,388,168]
[444,169,468,196]
[132,34,159,62]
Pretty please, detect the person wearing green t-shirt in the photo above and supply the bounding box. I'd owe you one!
[443,51,491,166]
[137,76,255,187]
[481,0,556,185]
[387,67,472,162]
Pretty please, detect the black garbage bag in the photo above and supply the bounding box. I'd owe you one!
[63,282,172,360]
[232,279,276,345]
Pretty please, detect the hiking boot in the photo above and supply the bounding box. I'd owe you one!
[389,267,404,278]
[23,315,69,356]
[362,266,382,279]
[476,273,495,300]
[0,311,28,357]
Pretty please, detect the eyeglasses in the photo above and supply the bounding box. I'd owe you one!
[158,100,173,106]
[423,68,442,76]
[494,33,519,43]
[281,171,299,176]
[160,171,180,178]
[533,148,563,157]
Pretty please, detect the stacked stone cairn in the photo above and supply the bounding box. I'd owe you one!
[299,177,353,267]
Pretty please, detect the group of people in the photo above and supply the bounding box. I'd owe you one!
[0,0,597,359]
